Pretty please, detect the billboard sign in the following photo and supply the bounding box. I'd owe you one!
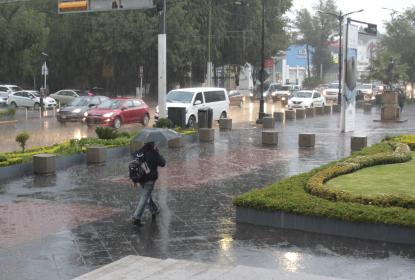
[58,0,154,14]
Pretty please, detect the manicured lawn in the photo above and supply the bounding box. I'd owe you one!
[326,152,415,198]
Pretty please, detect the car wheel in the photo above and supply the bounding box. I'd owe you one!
[10,102,17,109]
[34,103,40,110]
[141,114,150,126]
[113,117,122,129]
[187,115,196,128]
[220,111,227,119]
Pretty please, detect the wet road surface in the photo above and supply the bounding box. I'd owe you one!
[0,105,415,279]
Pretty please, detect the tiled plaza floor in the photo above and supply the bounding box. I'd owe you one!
[1,105,415,280]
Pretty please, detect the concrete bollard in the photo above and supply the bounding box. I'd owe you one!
[86,146,107,164]
[219,118,232,130]
[351,136,368,152]
[274,111,285,122]
[315,106,324,115]
[332,104,341,113]
[168,137,184,148]
[262,130,279,146]
[33,154,56,175]
[296,108,306,119]
[130,141,144,155]
[285,110,296,120]
[356,100,364,108]
[199,128,215,142]
[306,107,315,118]
[262,117,275,129]
[299,133,316,148]
[324,105,332,114]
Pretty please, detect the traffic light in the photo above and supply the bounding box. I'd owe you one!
[364,24,377,36]
[58,0,88,13]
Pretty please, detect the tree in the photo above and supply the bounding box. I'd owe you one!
[294,0,338,79]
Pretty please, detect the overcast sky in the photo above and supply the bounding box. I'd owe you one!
[290,0,415,32]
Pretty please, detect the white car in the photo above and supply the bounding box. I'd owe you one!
[288,90,326,109]
[0,85,23,106]
[8,91,57,110]
[156,87,230,128]
[322,83,340,101]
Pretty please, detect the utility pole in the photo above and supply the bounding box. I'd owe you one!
[207,0,212,87]
[256,0,265,124]
[158,0,167,118]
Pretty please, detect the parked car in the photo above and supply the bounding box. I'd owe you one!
[288,90,326,109]
[50,89,89,106]
[228,90,245,107]
[56,95,109,123]
[7,90,57,110]
[271,84,300,102]
[0,85,23,106]
[322,83,340,102]
[84,98,150,129]
[356,84,377,101]
[155,87,230,128]
[262,83,281,100]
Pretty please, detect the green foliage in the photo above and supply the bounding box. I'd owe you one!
[154,118,174,128]
[234,139,415,228]
[0,108,16,118]
[390,135,415,151]
[15,132,30,152]
[302,76,322,89]
[95,126,119,140]
[0,154,6,162]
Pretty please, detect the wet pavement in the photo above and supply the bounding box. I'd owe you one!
[1,105,415,279]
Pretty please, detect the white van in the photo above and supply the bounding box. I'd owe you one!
[157,87,230,128]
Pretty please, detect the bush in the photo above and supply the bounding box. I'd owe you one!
[390,135,415,151]
[16,132,30,152]
[95,126,119,140]
[0,108,16,119]
[305,142,413,208]
[154,118,174,128]
[0,154,6,162]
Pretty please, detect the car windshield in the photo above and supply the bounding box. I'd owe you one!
[74,90,88,96]
[166,91,194,103]
[294,91,313,98]
[98,100,122,109]
[69,97,91,106]
[281,86,291,91]
[359,84,372,89]
[30,92,40,97]
[10,86,23,92]
[268,84,282,91]
[328,83,339,89]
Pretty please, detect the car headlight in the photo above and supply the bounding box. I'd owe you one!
[72,108,81,113]
[56,108,60,113]
[282,97,286,101]
[103,112,114,118]
[155,105,159,113]
[249,93,253,97]
[84,112,88,117]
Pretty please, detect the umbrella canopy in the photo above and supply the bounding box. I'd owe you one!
[132,128,181,147]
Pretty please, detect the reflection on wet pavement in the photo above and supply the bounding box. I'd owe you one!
[0,105,415,279]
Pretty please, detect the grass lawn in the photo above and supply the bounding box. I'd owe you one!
[326,152,415,198]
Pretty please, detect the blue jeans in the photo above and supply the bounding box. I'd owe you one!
[133,180,158,220]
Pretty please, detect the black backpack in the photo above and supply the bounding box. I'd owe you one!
[129,153,151,183]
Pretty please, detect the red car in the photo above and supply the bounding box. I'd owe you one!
[84,98,150,128]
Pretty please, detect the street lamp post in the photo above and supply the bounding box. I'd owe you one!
[256,0,265,124]
[41,52,48,116]
[318,9,363,106]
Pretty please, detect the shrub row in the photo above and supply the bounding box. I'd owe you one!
[0,108,16,119]
[305,142,414,209]
[390,135,415,151]
[233,139,415,228]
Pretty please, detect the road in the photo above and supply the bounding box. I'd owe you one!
[0,100,284,153]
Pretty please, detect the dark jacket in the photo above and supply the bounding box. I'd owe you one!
[136,144,166,182]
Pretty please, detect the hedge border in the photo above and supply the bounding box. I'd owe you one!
[305,142,414,209]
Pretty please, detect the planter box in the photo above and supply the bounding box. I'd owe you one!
[236,207,415,245]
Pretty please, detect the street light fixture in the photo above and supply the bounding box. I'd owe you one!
[318,9,363,106]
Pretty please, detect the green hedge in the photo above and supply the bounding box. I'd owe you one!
[390,135,415,151]
[233,141,415,228]
[305,142,414,209]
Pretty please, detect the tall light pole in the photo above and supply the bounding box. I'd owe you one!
[158,0,167,118]
[256,0,265,123]
[318,9,363,106]
[41,52,48,116]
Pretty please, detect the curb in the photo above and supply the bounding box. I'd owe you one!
[236,207,415,245]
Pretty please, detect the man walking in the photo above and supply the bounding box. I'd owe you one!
[132,141,165,226]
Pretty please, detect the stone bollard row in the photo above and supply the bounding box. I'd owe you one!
[219,118,232,130]
[332,104,340,113]
[199,128,215,142]
[285,110,296,120]
[33,154,56,175]
[86,146,107,164]
[262,130,278,146]
[299,133,315,148]
[315,106,324,115]
[306,107,315,118]
[324,105,332,114]
[168,137,184,148]
[262,117,275,129]
[296,108,306,119]
[274,112,284,122]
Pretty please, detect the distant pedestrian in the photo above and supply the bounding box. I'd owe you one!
[131,142,165,226]
[398,89,406,113]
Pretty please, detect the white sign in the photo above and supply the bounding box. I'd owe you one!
[41,62,48,76]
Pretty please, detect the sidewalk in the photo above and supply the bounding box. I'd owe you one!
[1,106,415,280]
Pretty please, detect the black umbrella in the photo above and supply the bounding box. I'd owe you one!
[132,128,181,147]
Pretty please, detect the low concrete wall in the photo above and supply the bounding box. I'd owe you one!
[236,207,415,245]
